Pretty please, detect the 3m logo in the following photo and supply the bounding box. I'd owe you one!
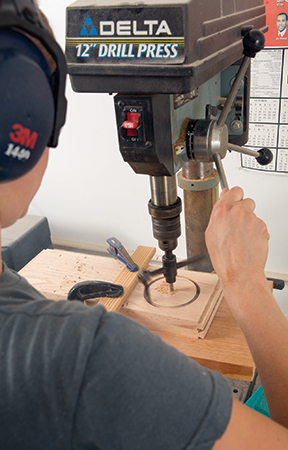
[80,16,98,36]
[9,124,38,150]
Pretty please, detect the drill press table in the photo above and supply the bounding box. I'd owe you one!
[19,247,255,381]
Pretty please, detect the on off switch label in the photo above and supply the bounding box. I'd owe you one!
[66,7,185,65]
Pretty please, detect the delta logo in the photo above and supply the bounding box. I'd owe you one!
[80,15,173,37]
[80,16,98,36]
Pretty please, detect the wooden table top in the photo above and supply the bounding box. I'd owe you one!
[20,248,255,381]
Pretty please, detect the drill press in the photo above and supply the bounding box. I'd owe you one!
[66,0,271,291]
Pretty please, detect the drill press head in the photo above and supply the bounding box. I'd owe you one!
[66,0,267,94]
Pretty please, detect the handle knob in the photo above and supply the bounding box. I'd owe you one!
[256,148,273,166]
[243,29,265,57]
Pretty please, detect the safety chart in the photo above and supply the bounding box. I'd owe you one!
[241,0,288,173]
[241,48,288,173]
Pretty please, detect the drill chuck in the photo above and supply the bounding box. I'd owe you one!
[148,175,182,285]
[148,197,182,252]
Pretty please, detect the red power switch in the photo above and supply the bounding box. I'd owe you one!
[123,112,139,137]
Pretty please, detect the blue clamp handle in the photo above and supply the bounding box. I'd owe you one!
[107,237,139,272]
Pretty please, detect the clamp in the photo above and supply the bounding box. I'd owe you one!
[107,237,139,272]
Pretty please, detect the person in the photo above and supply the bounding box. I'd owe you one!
[1,1,288,449]
[276,12,288,37]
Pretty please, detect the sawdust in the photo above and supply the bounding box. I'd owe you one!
[155,281,178,296]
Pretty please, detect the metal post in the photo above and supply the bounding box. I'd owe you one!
[180,161,218,272]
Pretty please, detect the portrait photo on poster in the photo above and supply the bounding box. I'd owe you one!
[264,0,288,46]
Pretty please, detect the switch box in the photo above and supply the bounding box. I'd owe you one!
[114,94,174,176]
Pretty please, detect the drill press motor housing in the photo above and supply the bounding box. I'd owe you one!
[66,0,268,284]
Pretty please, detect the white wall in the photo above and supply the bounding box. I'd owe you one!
[31,0,288,312]
[33,0,154,253]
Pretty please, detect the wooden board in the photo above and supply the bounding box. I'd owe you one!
[19,248,255,380]
[19,247,154,302]
[122,270,223,338]
[20,249,125,301]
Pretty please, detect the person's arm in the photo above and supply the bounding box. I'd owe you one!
[214,398,288,449]
[205,187,288,443]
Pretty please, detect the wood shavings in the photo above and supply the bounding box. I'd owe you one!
[155,281,178,296]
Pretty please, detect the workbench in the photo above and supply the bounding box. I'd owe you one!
[19,248,255,381]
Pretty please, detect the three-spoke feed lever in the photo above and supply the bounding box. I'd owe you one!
[185,28,273,190]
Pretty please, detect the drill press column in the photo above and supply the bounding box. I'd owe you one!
[180,161,218,272]
[148,175,182,288]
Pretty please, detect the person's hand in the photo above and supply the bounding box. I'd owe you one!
[205,187,270,291]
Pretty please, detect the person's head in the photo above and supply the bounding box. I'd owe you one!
[0,0,67,228]
[277,12,288,32]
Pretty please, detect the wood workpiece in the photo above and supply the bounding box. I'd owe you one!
[20,248,255,381]
[122,269,223,339]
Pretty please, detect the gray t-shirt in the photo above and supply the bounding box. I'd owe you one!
[0,264,232,449]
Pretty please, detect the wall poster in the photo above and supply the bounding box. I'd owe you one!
[241,0,288,173]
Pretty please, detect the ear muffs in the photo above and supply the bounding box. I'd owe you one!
[0,29,55,182]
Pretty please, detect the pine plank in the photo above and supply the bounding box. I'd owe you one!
[20,249,125,300]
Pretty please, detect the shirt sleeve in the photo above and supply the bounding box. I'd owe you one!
[73,311,232,450]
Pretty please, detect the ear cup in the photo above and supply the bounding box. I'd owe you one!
[0,29,55,182]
